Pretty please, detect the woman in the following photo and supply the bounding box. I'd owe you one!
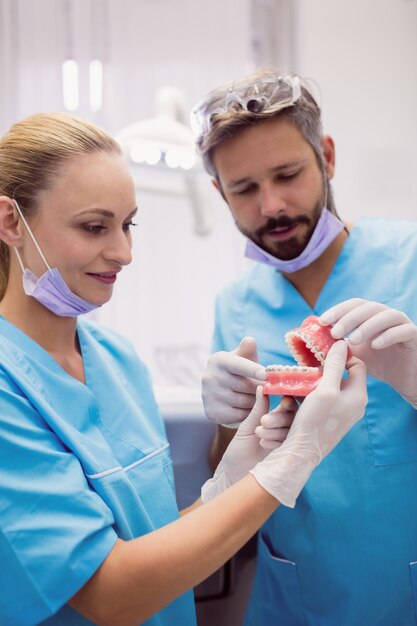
[0,112,367,626]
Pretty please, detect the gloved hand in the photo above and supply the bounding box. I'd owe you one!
[201,337,266,427]
[255,396,298,450]
[320,298,417,408]
[249,341,367,507]
[201,385,271,502]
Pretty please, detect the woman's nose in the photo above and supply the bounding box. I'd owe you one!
[103,232,133,266]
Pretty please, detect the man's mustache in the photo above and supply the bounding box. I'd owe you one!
[256,215,310,238]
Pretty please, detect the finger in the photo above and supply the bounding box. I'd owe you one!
[259,438,283,450]
[233,336,259,363]
[348,308,409,345]
[214,350,266,380]
[329,301,387,340]
[203,367,265,396]
[260,411,294,429]
[208,388,257,410]
[343,355,367,389]
[238,386,270,434]
[278,395,298,411]
[319,340,347,388]
[206,371,262,395]
[332,356,368,418]
[319,298,366,326]
[218,407,251,424]
[370,322,417,349]
[256,425,289,441]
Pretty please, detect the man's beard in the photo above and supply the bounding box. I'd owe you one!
[238,200,323,261]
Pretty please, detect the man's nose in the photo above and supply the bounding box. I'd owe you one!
[259,183,288,218]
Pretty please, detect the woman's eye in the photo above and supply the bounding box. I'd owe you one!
[123,220,138,232]
[83,224,106,234]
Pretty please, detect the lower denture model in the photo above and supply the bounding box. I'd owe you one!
[263,316,337,397]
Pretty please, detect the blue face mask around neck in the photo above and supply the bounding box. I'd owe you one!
[244,208,345,273]
[13,200,99,317]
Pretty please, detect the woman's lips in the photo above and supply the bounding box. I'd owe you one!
[87,272,118,285]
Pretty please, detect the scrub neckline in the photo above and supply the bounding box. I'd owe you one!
[0,314,90,387]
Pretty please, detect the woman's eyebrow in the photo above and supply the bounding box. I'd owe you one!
[75,207,138,218]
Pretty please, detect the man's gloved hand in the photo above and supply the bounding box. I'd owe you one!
[320,298,417,408]
[249,341,368,507]
[201,385,270,502]
[201,337,266,427]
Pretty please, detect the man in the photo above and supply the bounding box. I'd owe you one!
[192,69,417,625]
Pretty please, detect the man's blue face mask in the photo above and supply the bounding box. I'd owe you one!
[13,200,99,317]
[244,207,345,273]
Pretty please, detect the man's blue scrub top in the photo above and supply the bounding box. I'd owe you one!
[0,317,197,626]
[213,218,417,626]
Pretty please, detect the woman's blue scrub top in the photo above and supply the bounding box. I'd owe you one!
[0,317,197,626]
[213,218,417,626]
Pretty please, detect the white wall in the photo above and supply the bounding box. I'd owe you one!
[293,0,417,221]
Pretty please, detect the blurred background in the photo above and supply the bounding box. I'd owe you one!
[1,0,416,392]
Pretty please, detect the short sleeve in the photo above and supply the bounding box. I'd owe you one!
[211,292,233,353]
[0,372,117,625]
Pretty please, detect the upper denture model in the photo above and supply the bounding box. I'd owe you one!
[263,316,337,397]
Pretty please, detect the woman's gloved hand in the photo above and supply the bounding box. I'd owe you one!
[249,341,368,507]
[320,298,417,408]
[201,384,271,502]
[255,396,297,450]
[201,337,266,427]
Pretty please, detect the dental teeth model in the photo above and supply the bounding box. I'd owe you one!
[263,315,338,396]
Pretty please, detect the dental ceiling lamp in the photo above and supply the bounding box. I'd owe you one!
[116,86,211,236]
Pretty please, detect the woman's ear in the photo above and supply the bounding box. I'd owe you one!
[0,197,23,246]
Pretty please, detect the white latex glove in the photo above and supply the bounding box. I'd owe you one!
[255,396,298,450]
[201,385,270,503]
[250,341,368,507]
[320,298,417,408]
[201,337,266,427]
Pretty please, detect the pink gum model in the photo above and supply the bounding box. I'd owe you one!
[263,315,343,397]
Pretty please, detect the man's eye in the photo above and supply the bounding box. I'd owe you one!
[236,185,256,195]
[279,171,300,181]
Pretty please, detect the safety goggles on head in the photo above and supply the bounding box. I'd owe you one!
[191,74,301,139]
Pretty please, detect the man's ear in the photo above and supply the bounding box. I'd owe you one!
[212,177,227,202]
[0,197,23,246]
[322,135,335,180]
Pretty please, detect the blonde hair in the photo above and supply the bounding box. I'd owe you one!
[0,112,121,299]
